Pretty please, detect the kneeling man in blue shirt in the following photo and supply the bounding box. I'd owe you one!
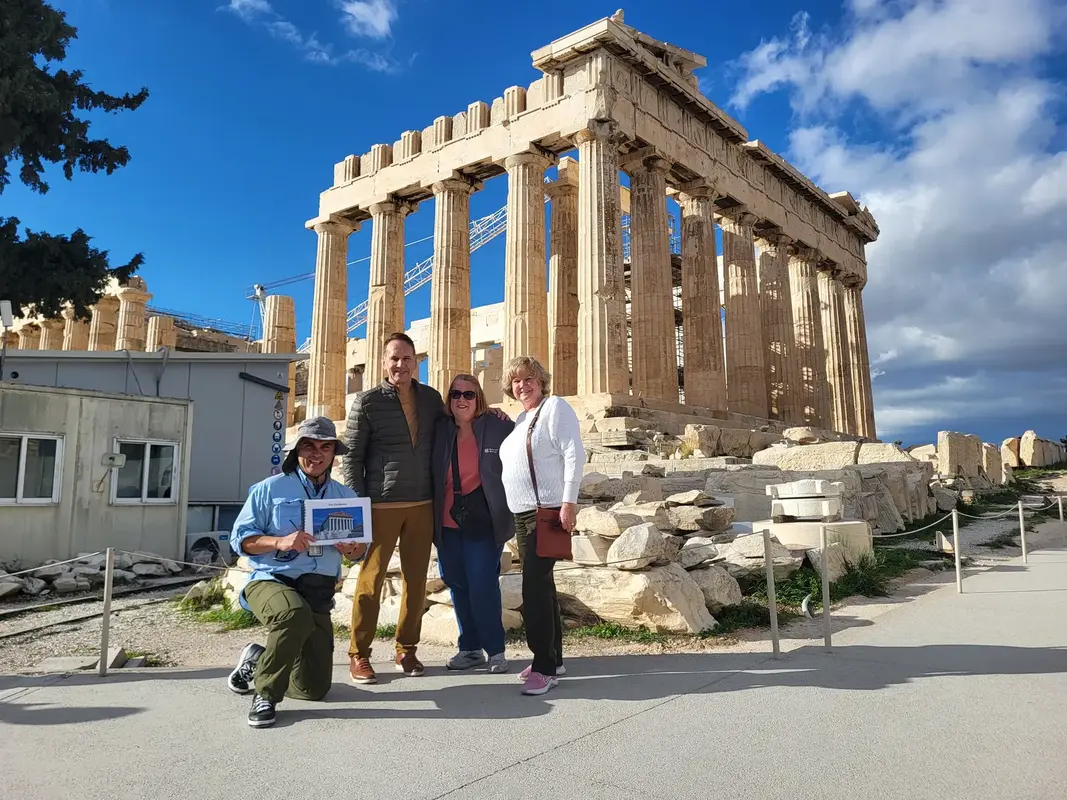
[227,417,367,728]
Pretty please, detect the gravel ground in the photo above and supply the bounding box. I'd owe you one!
[2,477,1062,675]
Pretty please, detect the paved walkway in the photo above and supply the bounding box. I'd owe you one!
[2,544,1065,800]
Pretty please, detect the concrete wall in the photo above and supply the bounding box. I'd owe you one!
[0,382,192,564]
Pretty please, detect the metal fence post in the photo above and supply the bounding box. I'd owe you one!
[761,528,780,659]
[1058,497,1065,548]
[820,524,831,651]
[1018,501,1028,563]
[952,509,963,593]
[98,547,115,677]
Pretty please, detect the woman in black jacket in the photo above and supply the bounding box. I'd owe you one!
[432,373,516,673]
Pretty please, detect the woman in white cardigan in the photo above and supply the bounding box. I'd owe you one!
[498,355,585,696]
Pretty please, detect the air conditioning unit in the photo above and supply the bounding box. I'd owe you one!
[185,531,235,567]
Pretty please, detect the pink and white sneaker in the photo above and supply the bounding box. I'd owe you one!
[519,663,565,681]
[521,671,559,696]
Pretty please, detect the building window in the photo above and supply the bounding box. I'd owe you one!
[0,433,63,504]
[112,439,179,504]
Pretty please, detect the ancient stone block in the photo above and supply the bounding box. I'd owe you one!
[766,479,842,498]
[782,427,823,444]
[751,441,861,470]
[665,490,718,507]
[806,542,848,583]
[503,85,526,117]
[607,523,668,570]
[1001,437,1021,468]
[683,424,721,457]
[982,443,1003,486]
[770,496,842,520]
[433,115,453,145]
[937,431,983,478]
[667,504,735,532]
[716,533,803,582]
[688,566,742,612]
[678,536,719,569]
[572,534,613,566]
[499,573,523,610]
[857,443,919,465]
[575,507,643,538]
[756,519,873,564]
[467,100,490,131]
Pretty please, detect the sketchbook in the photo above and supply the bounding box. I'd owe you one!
[303,497,372,545]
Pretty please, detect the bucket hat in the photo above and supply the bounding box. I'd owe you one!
[282,416,349,456]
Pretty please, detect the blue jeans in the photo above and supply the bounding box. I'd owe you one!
[437,527,505,657]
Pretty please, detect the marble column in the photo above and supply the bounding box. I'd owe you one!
[817,268,856,434]
[843,279,876,438]
[429,177,477,395]
[788,247,829,428]
[626,154,678,401]
[37,319,65,350]
[262,294,298,426]
[503,151,552,368]
[574,122,628,395]
[720,210,767,418]
[17,324,40,351]
[677,188,727,411]
[365,199,411,387]
[61,308,90,351]
[545,157,579,396]
[114,280,153,351]
[88,295,120,351]
[307,217,357,421]
[146,315,177,351]
[757,235,801,423]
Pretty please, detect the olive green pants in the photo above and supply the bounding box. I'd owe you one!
[243,579,334,704]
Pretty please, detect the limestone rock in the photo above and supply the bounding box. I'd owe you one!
[572,533,613,566]
[161,559,183,575]
[553,562,716,634]
[182,580,215,604]
[937,431,983,478]
[704,468,785,522]
[752,442,861,471]
[783,427,822,444]
[982,443,1003,487]
[33,562,70,582]
[1001,438,1021,469]
[579,472,612,500]
[575,507,642,538]
[909,444,937,462]
[112,569,138,584]
[0,581,21,599]
[641,463,666,478]
[19,576,47,595]
[53,576,91,594]
[609,501,669,528]
[868,478,905,533]
[622,489,663,505]
[678,536,719,569]
[331,592,353,629]
[664,490,718,507]
[856,443,919,465]
[499,573,523,610]
[667,504,735,533]
[387,551,402,574]
[426,560,445,594]
[606,523,668,570]
[770,496,842,520]
[717,533,803,582]
[807,542,848,584]
[688,566,742,612]
[418,604,459,646]
[502,608,523,631]
[662,533,684,562]
[718,428,756,458]
[132,563,168,578]
[221,563,252,610]
[426,589,453,605]
[683,424,721,458]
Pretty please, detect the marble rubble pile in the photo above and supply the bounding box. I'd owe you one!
[0,552,185,601]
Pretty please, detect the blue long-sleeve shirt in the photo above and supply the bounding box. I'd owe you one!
[230,469,359,610]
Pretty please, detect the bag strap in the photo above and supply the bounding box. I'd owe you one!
[450,428,463,503]
[525,400,547,509]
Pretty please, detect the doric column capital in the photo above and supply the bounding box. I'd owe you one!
[504,149,555,171]
[788,245,823,264]
[620,147,672,176]
[368,198,415,218]
[717,207,758,235]
[573,119,622,147]
[115,286,152,305]
[755,232,793,255]
[676,180,719,205]
[431,176,479,196]
[92,294,120,313]
[841,274,867,291]
[60,306,80,322]
[313,215,359,237]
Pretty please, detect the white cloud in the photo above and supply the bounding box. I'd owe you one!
[731,0,1067,442]
[221,1,398,70]
[339,0,398,39]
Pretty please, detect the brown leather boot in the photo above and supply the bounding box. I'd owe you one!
[349,656,377,684]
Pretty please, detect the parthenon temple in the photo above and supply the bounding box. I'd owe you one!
[300,12,880,439]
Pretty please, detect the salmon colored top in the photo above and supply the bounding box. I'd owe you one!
[441,431,482,528]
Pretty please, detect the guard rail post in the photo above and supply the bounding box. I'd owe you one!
[1018,501,1028,563]
[98,547,116,677]
[952,509,963,593]
[761,528,780,659]
[820,524,831,651]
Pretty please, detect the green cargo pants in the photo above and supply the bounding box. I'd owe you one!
[243,579,334,703]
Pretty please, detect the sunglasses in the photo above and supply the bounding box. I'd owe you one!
[449,390,478,401]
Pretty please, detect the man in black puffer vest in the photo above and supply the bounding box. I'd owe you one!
[344,332,444,683]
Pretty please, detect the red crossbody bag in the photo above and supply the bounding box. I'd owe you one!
[525,401,573,561]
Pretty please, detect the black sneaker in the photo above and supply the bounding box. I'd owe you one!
[248,693,276,728]
[228,642,265,695]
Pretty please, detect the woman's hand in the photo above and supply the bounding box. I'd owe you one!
[276,530,316,552]
[560,502,578,533]
[335,542,368,561]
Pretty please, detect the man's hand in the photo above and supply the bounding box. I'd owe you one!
[488,408,511,422]
[335,542,368,561]
[276,530,316,553]
[560,502,578,533]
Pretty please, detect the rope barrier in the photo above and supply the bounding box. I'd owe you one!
[1,552,104,579]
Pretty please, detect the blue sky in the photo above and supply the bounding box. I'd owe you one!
[8,0,1067,447]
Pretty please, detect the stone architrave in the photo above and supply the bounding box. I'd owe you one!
[757,235,801,423]
[88,295,120,351]
[503,150,552,368]
[574,121,628,395]
[626,153,678,401]
[842,279,876,438]
[817,268,855,435]
[114,279,153,351]
[308,217,357,420]
[429,177,477,395]
[37,319,65,350]
[146,316,177,351]
[720,209,767,417]
[789,247,829,428]
[61,307,90,351]
[473,346,504,405]
[365,200,411,386]
[678,187,726,411]
[17,324,41,350]
[262,295,298,426]
[545,157,579,396]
